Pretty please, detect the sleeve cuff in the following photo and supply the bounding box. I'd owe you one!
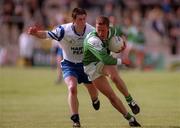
[117,58,122,65]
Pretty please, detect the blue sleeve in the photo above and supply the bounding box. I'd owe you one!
[48,26,65,41]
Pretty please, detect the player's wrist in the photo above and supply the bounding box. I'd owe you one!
[117,58,122,65]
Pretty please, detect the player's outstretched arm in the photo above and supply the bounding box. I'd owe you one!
[27,26,48,39]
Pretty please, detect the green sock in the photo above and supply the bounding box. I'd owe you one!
[125,94,133,103]
[124,112,133,120]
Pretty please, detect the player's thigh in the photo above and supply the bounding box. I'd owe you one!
[93,76,114,96]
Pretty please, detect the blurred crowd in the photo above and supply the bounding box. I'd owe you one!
[0,0,179,70]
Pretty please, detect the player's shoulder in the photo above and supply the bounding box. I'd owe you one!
[52,23,72,35]
[87,35,103,50]
[86,23,94,29]
[59,23,72,30]
[85,23,95,31]
[61,23,72,27]
[88,36,101,42]
[87,33,102,46]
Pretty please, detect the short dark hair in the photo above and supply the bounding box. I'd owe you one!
[72,8,87,19]
[96,16,110,27]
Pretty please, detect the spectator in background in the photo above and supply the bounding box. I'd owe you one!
[143,6,167,70]
[0,0,21,65]
[164,7,180,55]
[51,40,63,84]
[1,0,15,45]
[123,15,146,69]
[19,26,38,66]
[23,0,44,31]
[103,1,114,17]
[151,7,166,37]
[0,48,8,66]
[14,0,24,34]
[55,45,63,84]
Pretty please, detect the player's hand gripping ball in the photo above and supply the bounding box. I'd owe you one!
[108,36,126,53]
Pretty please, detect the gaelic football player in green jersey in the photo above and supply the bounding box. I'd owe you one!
[83,16,141,127]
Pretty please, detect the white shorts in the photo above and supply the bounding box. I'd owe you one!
[84,62,104,81]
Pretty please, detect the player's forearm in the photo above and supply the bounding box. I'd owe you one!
[27,26,48,39]
[95,51,117,65]
[100,56,117,65]
[33,31,48,39]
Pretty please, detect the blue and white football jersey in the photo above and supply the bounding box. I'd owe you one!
[47,23,94,63]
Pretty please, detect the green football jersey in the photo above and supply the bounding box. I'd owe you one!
[83,27,122,66]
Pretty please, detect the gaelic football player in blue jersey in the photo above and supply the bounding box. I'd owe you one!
[28,8,100,127]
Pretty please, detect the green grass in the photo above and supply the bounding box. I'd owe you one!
[0,67,180,128]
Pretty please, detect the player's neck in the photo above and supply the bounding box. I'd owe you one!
[72,24,86,36]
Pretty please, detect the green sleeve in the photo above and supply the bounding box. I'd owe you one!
[115,26,124,36]
[87,40,117,65]
[110,26,124,37]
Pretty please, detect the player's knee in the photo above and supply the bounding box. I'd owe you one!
[68,85,77,95]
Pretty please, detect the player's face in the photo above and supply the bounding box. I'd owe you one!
[73,14,86,27]
[96,24,109,40]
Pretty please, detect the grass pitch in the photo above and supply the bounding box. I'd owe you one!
[0,67,180,128]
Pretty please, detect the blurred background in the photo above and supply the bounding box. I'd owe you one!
[0,0,179,71]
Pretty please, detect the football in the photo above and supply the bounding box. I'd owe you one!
[108,36,125,53]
